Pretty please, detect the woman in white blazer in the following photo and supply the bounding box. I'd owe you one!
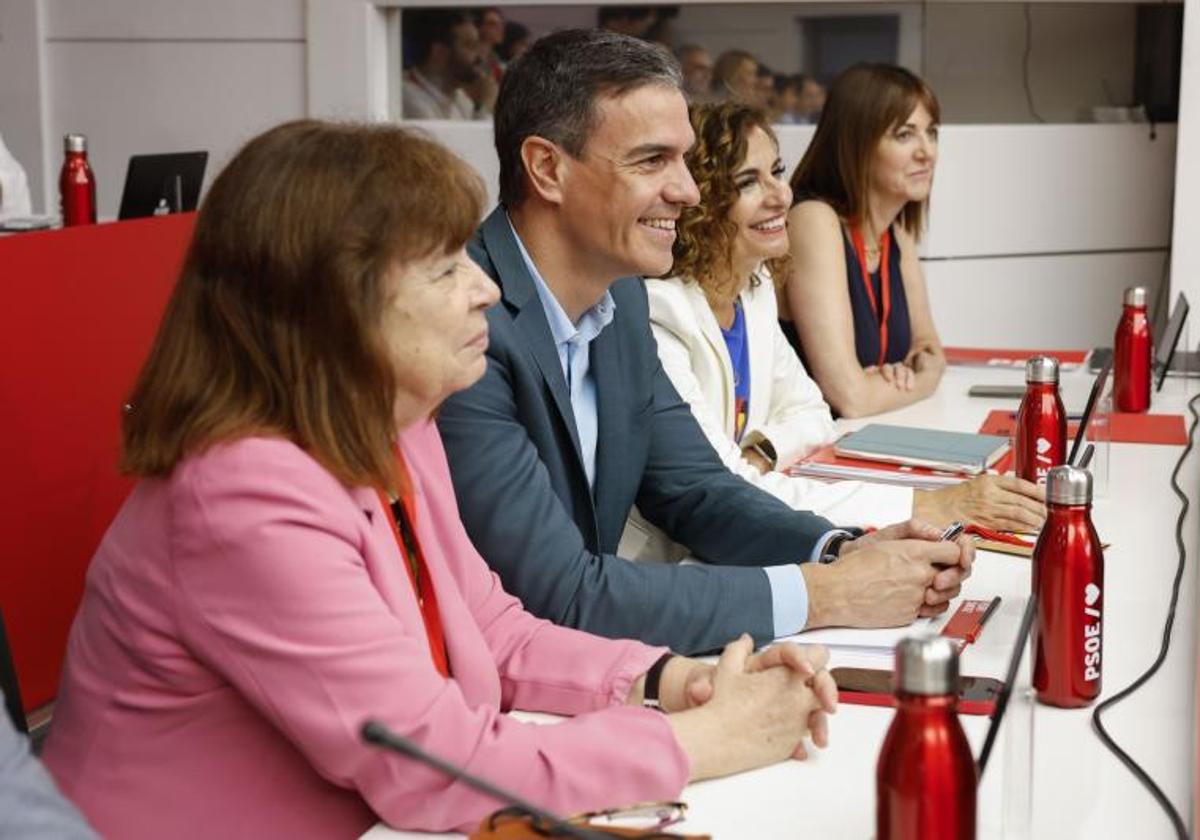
[620,103,1043,562]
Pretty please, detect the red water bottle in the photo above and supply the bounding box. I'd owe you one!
[877,636,977,840]
[1033,465,1104,707]
[1113,286,1152,413]
[60,133,96,226]
[1014,355,1066,485]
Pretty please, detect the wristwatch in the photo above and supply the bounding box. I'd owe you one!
[642,653,675,711]
[746,438,777,469]
[819,527,866,564]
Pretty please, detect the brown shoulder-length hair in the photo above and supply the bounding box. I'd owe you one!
[789,63,940,238]
[669,102,789,299]
[121,120,484,491]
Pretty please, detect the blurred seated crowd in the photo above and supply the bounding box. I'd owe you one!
[401,6,826,124]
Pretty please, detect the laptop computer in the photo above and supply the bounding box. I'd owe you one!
[117,151,208,220]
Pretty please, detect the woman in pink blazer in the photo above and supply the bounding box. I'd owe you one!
[42,120,836,839]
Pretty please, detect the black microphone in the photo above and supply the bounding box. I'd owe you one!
[360,719,616,840]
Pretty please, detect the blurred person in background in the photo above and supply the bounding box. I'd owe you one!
[755,63,776,111]
[473,7,506,83]
[597,6,658,38]
[497,20,531,64]
[713,49,762,106]
[797,74,827,122]
[402,8,496,120]
[677,44,714,102]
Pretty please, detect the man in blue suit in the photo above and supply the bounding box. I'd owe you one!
[437,29,972,655]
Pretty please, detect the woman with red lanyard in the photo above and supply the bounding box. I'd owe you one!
[42,121,837,840]
[780,63,947,419]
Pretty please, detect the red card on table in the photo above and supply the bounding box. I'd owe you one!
[978,409,1187,446]
[945,346,1088,368]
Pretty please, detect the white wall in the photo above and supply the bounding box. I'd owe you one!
[924,3,1137,123]
[1171,0,1200,318]
[3,0,307,217]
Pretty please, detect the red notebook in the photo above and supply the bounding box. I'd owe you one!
[978,409,1188,446]
[945,346,1088,368]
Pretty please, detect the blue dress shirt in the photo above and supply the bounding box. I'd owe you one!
[508,217,833,636]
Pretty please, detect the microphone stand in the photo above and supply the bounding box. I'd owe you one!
[361,719,616,840]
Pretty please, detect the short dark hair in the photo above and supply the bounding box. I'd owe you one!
[494,28,682,207]
[403,8,472,67]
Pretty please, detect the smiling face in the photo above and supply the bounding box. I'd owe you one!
[558,84,701,280]
[870,102,939,206]
[727,126,792,279]
[382,246,500,423]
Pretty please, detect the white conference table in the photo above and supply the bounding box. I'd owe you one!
[366,364,1198,839]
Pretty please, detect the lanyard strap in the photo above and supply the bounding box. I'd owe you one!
[376,456,450,678]
[850,226,892,368]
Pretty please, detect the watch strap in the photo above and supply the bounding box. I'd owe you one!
[642,653,675,711]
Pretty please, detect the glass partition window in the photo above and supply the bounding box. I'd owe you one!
[391,3,1181,125]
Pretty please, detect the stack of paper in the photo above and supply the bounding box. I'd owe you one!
[779,617,935,657]
[788,444,969,489]
[790,425,1015,489]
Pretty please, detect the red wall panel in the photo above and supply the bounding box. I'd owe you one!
[0,214,195,711]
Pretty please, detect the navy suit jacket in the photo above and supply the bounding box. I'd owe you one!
[437,208,836,653]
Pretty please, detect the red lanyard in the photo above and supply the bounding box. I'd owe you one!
[376,455,450,678]
[850,226,891,367]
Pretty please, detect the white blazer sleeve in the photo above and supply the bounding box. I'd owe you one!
[647,279,914,527]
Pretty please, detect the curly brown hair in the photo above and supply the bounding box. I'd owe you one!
[669,102,790,300]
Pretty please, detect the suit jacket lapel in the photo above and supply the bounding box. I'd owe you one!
[478,209,584,460]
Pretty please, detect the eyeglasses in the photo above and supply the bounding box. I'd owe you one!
[571,801,688,832]
[483,801,689,838]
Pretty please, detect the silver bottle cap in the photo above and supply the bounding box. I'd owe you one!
[1047,464,1092,506]
[894,635,959,696]
[1124,286,1147,307]
[1025,355,1060,384]
[64,133,87,153]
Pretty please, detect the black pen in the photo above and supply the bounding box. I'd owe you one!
[967,596,1002,643]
